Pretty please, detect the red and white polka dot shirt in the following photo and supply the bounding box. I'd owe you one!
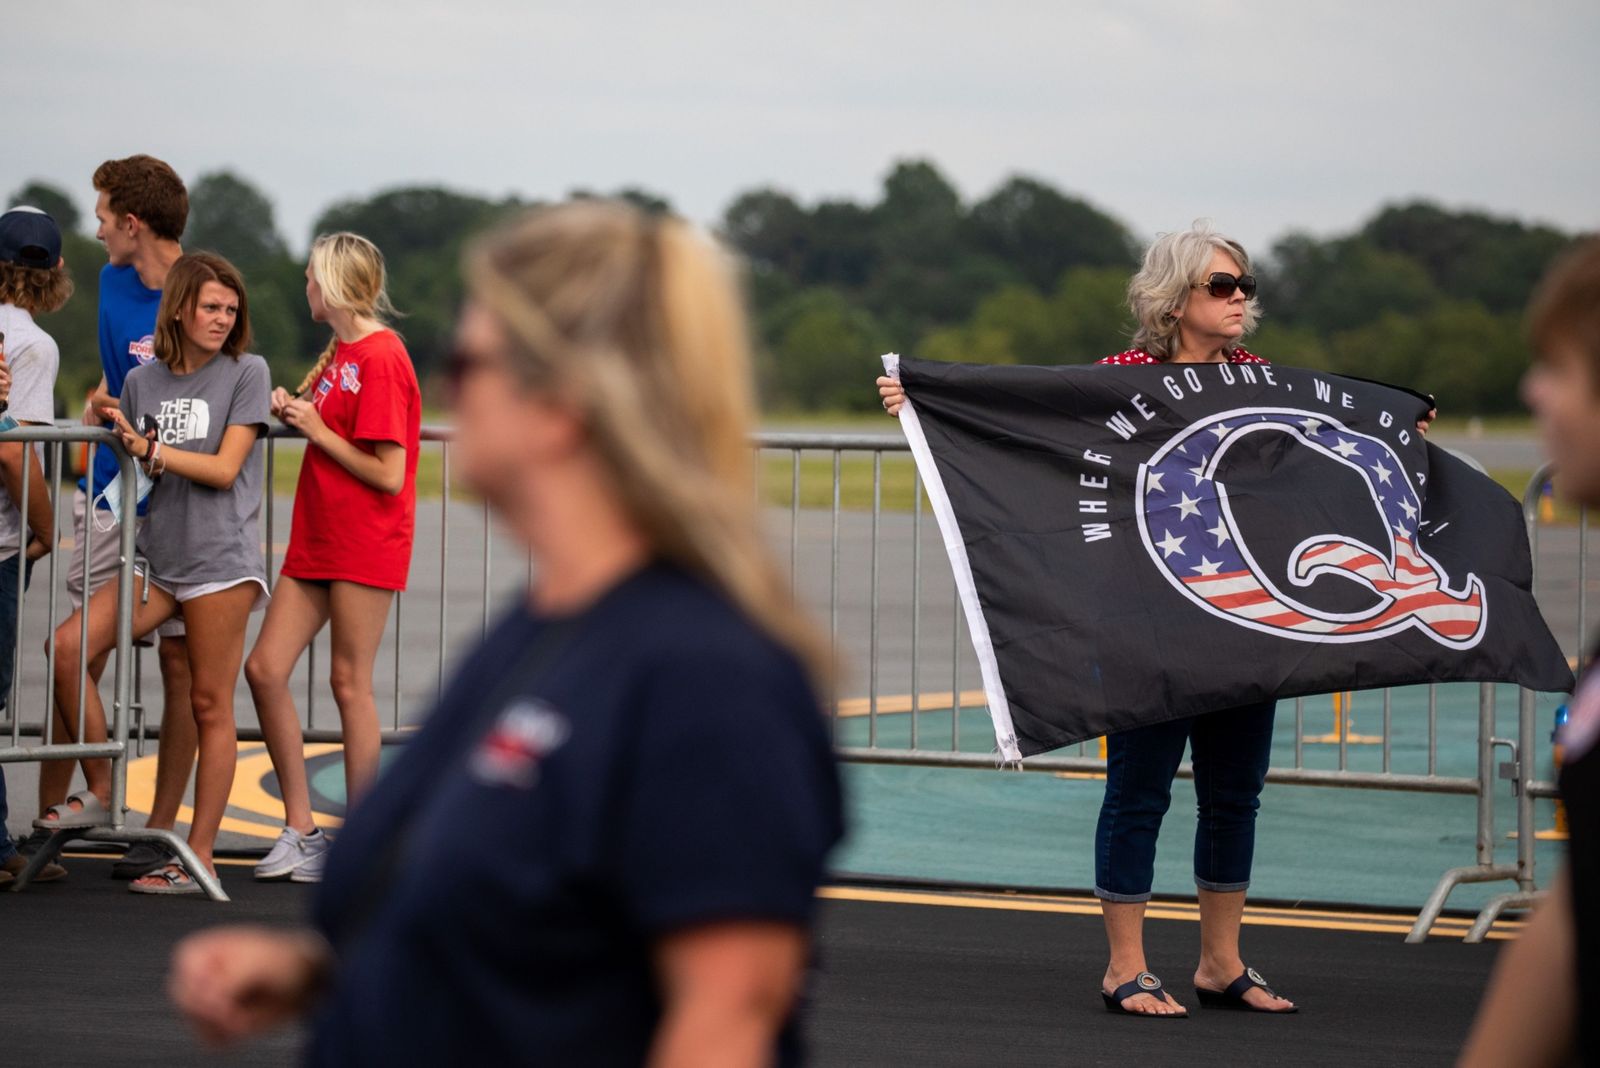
[1096,347,1269,366]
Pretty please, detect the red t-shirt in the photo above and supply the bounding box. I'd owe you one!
[280,330,422,590]
[1096,347,1268,365]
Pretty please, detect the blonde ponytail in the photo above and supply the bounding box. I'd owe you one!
[466,203,830,690]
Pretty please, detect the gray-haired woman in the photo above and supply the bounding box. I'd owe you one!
[879,223,1434,1018]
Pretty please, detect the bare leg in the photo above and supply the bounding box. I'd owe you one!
[1195,889,1294,1010]
[326,582,394,804]
[43,577,177,816]
[146,636,196,829]
[244,577,329,835]
[37,649,111,812]
[1101,901,1186,1016]
[133,582,257,885]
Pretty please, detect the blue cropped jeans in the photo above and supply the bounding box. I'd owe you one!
[1094,700,1276,903]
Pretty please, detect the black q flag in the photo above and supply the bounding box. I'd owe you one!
[886,354,1574,762]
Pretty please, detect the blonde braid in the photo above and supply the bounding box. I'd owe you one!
[295,338,339,397]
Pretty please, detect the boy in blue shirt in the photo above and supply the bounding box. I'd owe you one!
[26,156,196,881]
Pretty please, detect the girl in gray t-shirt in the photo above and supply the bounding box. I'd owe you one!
[49,252,270,897]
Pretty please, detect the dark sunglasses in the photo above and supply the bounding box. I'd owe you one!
[443,346,496,393]
[1192,272,1257,300]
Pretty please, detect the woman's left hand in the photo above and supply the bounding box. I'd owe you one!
[101,407,152,460]
[1417,403,1437,436]
[278,397,328,447]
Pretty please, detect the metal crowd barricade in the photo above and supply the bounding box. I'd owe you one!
[251,429,1582,939]
[0,425,225,900]
[26,424,1577,924]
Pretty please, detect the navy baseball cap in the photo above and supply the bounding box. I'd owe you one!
[0,206,63,269]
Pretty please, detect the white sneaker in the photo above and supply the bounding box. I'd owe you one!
[254,827,329,881]
[289,844,329,883]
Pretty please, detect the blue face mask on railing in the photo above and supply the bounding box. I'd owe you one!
[91,463,154,534]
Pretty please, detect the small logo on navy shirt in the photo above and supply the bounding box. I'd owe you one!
[470,699,569,789]
[130,334,156,365]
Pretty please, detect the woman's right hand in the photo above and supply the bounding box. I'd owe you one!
[876,376,905,417]
[169,926,331,1047]
[101,407,151,460]
[269,387,294,419]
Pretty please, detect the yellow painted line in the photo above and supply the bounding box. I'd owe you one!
[63,851,259,868]
[835,690,988,718]
[817,886,1518,940]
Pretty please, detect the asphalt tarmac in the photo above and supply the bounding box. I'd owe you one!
[4,858,1501,1068]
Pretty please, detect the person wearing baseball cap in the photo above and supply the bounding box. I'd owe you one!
[0,205,70,887]
[0,205,65,270]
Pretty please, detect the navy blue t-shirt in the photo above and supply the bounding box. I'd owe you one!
[310,564,844,1066]
[83,263,162,507]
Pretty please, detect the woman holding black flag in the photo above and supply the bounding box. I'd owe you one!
[878,223,1438,1018]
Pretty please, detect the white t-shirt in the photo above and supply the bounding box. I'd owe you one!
[0,303,60,560]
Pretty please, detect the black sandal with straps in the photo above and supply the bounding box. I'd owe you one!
[1195,967,1298,1013]
[1101,971,1188,1018]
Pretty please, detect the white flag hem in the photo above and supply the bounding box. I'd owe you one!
[881,353,1023,765]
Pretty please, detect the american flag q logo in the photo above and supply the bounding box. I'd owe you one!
[1135,408,1487,648]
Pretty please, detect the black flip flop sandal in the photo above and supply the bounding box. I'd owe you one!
[1101,971,1188,1018]
[1195,967,1298,1013]
[112,840,175,880]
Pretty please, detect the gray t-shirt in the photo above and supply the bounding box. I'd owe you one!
[0,303,60,560]
[120,353,271,586]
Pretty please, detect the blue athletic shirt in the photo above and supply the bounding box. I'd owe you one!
[82,263,163,509]
[310,563,844,1067]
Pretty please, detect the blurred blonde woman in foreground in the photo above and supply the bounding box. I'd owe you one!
[171,201,845,1067]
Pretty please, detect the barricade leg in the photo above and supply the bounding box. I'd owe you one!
[1408,682,1517,942]
[1464,686,1547,941]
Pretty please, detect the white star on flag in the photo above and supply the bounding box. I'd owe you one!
[1156,530,1187,558]
[1208,422,1231,440]
[1299,417,1323,435]
[1207,519,1231,546]
[1188,462,1210,486]
[1145,470,1166,494]
[1191,557,1223,576]
[1400,499,1418,521]
[1176,492,1202,518]
[1371,460,1393,485]
[1332,439,1361,458]
[1393,520,1410,539]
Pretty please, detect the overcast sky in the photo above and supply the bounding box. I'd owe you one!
[6,1,1597,257]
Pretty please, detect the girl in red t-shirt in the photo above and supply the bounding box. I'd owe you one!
[244,232,421,883]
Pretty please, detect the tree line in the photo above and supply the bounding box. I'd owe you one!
[8,160,1578,416]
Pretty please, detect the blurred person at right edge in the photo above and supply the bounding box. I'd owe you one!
[1459,237,1600,1068]
[245,232,420,885]
[169,199,845,1066]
